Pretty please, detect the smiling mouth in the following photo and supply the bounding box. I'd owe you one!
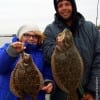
[62,12,69,16]
[61,10,71,16]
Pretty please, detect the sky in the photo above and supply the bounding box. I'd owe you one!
[0,0,100,35]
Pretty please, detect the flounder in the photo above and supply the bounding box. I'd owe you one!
[51,29,84,100]
[10,52,44,100]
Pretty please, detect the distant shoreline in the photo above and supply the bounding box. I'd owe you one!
[0,37,12,46]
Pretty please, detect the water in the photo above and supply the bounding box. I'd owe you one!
[0,37,12,47]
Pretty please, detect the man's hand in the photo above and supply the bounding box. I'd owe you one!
[41,83,53,93]
[81,93,94,100]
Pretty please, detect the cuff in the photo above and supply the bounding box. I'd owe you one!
[6,44,19,57]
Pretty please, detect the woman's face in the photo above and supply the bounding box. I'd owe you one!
[20,31,39,45]
[57,0,73,20]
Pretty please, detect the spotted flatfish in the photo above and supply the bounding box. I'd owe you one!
[10,52,44,100]
[51,29,84,100]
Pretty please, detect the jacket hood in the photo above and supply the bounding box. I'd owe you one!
[54,0,77,14]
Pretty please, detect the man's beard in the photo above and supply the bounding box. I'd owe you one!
[56,13,73,23]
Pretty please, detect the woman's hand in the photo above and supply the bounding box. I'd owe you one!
[41,83,53,93]
[11,42,25,52]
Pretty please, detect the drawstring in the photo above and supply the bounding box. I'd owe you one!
[78,83,85,97]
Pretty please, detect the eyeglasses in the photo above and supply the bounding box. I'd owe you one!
[23,33,38,39]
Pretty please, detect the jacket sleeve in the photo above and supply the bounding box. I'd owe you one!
[0,43,17,74]
[43,61,56,93]
[43,61,54,81]
[86,24,100,97]
[43,25,56,63]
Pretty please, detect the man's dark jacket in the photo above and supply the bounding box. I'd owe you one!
[43,12,100,100]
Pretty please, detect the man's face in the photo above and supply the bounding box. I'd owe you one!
[57,0,73,20]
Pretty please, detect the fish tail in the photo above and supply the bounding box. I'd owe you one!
[67,92,78,100]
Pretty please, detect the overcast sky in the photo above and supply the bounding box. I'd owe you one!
[0,0,100,35]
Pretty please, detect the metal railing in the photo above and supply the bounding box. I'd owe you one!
[0,34,15,37]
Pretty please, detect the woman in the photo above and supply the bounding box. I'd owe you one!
[0,25,54,100]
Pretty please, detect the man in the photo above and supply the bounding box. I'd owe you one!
[43,0,100,100]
